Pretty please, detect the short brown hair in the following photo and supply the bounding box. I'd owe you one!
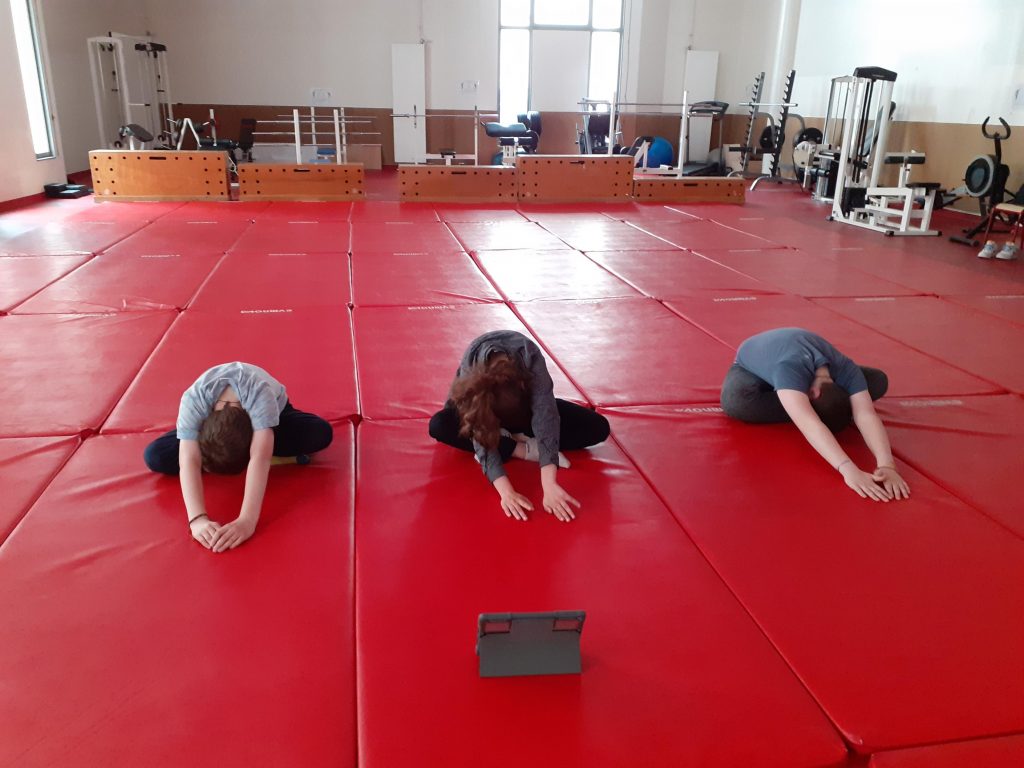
[450,355,531,451]
[198,407,254,474]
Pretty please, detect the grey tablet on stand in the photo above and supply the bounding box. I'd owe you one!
[477,610,586,678]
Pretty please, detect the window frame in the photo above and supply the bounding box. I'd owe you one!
[9,0,56,160]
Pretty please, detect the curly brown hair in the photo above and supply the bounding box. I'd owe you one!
[450,354,531,450]
[198,406,254,474]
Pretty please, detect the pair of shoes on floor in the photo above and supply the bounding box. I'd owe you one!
[511,433,571,469]
[978,240,1020,260]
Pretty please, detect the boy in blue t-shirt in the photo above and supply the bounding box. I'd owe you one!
[721,328,909,502]
[143,362,333,552]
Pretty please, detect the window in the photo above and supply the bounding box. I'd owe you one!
[499,0,623,124]
[10,0,55,159]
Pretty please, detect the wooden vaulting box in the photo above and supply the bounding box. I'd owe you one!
[89,151,230,201]
[516,155,634,203]
[398,166,518,202]
[238,164,365,201]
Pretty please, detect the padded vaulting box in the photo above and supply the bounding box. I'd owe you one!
[447,220,569,252]
[0,220,147,256]
[868,735,1024,768]
[189,252,350,310]
[693,247,920,297]
[629,219,780,251]
[877,394,1024,539]
[103,307,359,433]
[666,294,1002,397]
[0,435,79,543]
[0,254,92,313]
[231,221,351,254]
[0,428,355,768]
[13,252,222,314]
[584,249,778,300]
[606,406,1024,752]
[473,249,641,303]
[533,218,678,251]
[351,251,501,307]
[817,295,1024,393]
[354,419,848,767]
[353,303,587,419]
[513,297,735,405]
[0,312,175,437]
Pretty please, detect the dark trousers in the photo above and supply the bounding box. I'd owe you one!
[720,364,888,428]
[428,398,610,463]
[143,402,333,475]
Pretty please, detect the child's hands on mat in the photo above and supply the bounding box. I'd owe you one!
[209,515,257,552]
[873,466,910,500]
[840,463,893,502]
[542,480,580,522]
[190,517,222,549]
[499,486,534,521]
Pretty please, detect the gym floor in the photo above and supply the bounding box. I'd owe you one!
[1,184,1023,767]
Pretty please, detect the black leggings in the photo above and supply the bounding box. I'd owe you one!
[143,402,333,475]
[428,398,610,463]
[720,364,888,431]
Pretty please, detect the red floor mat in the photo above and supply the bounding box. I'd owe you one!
[350,200,439,222]
[351,251,501,306]
[474,249,640,302]
[667,294,1002,397]
[190,252,350,310]
[514,298,735,405]
[231,221,350,254]
[629,219,782,251]
[534,219,680,251]
[255,201,352,221]
[0,220,146,256]
[584,249,779,299]
[695,247,921,297]
[877,394,1024,539]
[869,735,1024,767]
[14,252,222,313]
[0,435,79,542]
[353,303,586,419]
[355,419,847,768]
[817,296,1024,393]
[68,201,184,222]
[158,200,269,222]
[434,205,526,222]
[447,221,569,251]
[104,219,252,257]
[104,307,358,433]
[606,407,1024,752]
[946,293,1024,327]
[0,428,355,768]
[839,249,1023,296]
[0,254,91,312]
[350,221,463,254]
[0,312,174,437]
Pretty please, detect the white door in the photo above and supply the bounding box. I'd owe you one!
[392,43,426,163]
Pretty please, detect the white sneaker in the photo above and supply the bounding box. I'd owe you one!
[977,240,999,259]
[513,434,571,468]
[996,242,1020,261]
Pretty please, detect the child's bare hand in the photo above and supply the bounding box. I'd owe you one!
[190,517,222,549]
[210,516,257,553]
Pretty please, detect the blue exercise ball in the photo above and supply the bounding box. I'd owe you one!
[646,137,674,167]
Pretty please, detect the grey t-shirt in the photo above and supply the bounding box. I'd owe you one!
[455,330,560,482]
[176,362,288,440]
[735,328,867,395]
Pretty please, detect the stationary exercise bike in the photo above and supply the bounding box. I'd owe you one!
[949,117,1013,246]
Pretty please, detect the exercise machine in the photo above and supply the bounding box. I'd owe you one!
[949,118,1014,246]
[748,70,801,191]
[827,67,940,236]
[482,110,540,166]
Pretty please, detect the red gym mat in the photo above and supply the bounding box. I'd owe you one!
[0,428,355,768]
[667,294,1002,397]
[68,201,185,223]
[350,222,463,254]
[104,219,252,257]
[190,251,350,310]
[434,205,526,222]
[158,200,269,222]
[0,254,91,313]
[231,221,350,254]
[606,407,1024,752]
[584,249,779,299]
[355,419,847,768]
[474,249,640,302]
[603,202,701,224]
[514,298,735,405]
[629,219,782,251]
[353,303,586,419]
[869,735,1024,768]
[517,202,637,220]
[104,307,358,433]
[350,201,439,222]
[0,220,146,256]
[946,293,1024,327]
[351,251,501,307]
[694,247,921,297]
[534,219,680,251]
[0,312,174,437]
[13,252,222,314]
[876,394,1024,539]
[0,435,79,543]
[707,214,867,250]
[839,249,1023,296]
[255,201,353,221]
[446,221,569,252]
[817,296,1024,393]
